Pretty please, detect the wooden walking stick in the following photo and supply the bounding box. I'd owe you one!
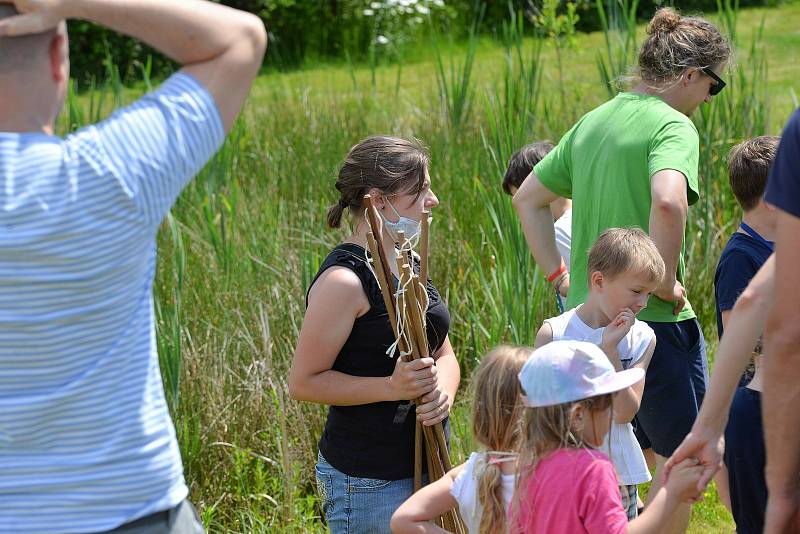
[363,194,464,533]
[396,257,463,533]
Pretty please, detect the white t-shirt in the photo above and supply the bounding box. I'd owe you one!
[554,208,572,310]
[544,307,655,485]
[450,452,516,534]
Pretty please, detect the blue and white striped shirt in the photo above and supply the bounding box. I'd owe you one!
[0,73,224,533]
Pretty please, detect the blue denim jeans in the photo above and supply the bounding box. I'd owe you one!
[315,451,415,534]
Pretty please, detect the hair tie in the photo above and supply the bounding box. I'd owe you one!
[338,198,348,209]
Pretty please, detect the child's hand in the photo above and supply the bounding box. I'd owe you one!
[601,308,635,353]
[665,457,704,503]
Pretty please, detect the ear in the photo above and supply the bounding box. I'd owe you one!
[365,188,386,209]
[49,33,67,83]
[570,403,585,428]
[589,270,604,290]
[683,67,700,86]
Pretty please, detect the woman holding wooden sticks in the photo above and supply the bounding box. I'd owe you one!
[289,135,461,534]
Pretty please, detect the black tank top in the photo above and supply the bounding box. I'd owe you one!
[309,243,451,480]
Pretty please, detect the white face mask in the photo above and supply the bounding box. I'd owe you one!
[383,198,421,246]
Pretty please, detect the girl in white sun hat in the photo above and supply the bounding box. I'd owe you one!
[509,340,703,533]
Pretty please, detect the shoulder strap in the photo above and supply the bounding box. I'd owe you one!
[306,244,385,310]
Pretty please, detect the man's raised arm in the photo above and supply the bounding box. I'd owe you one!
[0,0,267,132]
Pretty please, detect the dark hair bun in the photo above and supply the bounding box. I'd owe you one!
[647,7,681,35]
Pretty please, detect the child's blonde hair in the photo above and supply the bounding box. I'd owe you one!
[587,227,666,285]
[471,345,530,534]
[511,393,614,525]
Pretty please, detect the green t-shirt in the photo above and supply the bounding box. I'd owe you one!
[534,92,699,323]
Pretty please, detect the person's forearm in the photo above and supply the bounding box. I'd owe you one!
[392,520,448,534]
[763,312,800,497]
[435,353,460,407]
[289,370,394,406]
[513,198,562,276]
[695,257,774,434]
[628,488,680,534]
[613,387,640,424]
[648,198,685,288]
[61,0,265,67]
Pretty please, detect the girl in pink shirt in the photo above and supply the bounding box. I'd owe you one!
[511,340,703,533]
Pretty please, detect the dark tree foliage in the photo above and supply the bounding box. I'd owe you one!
[66,0,777,85]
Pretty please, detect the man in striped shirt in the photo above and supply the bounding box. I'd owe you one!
[0,1,266,532]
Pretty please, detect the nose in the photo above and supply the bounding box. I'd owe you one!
[704,92,713,104]
[426,189,440,209]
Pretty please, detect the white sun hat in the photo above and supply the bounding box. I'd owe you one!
[519,340,644,407]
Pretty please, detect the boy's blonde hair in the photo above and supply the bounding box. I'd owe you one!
[587,228,665,285]
[471,345,530,534]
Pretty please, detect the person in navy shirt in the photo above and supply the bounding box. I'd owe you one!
[713,136,779,534]
[715,136,779,339]
[664,109,800,534]
[762,108,800,534]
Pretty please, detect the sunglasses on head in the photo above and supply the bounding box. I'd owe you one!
[701,67,726,96]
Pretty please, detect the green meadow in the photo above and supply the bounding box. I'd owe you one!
[60,2,800,532]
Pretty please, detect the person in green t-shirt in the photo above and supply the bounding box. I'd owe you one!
[512,7,730,532]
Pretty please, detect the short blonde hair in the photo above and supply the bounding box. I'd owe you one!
[587,228,665,285]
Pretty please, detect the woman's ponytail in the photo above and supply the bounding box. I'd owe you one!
[326,198,348,229]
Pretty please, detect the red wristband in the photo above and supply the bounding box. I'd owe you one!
[546,263,567,283]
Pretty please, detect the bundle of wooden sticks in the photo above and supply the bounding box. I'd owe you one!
[363,194,465,533]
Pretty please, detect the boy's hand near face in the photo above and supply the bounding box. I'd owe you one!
[601,308,635,362]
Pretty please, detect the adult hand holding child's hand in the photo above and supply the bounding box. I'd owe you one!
[665,457,705,503]
[663,423,724,500]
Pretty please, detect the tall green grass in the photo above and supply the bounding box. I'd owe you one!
[56,2,800,531]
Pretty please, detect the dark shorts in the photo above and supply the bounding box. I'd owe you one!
[634,318,709,457]
[724,387,767,534]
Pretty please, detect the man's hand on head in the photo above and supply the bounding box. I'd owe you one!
[0,0,66,36]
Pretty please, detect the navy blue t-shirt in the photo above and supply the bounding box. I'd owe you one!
[724,387,767,534]
[714,231,772,338]
[766,108,800,216]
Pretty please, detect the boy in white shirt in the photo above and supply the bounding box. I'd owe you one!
[503,141,572,311]
[534,227,664,520]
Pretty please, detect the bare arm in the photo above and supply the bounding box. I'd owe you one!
[649,170,689,314]
[763,212,800,534]
[390,465,462,534]
[613,337,656,424]
[512,173,567,294]
[665,255,774,489]
[629,459,703,534]
[415,336,460,427]
[720,310,731,331]
[288,267,436,406]
[533,322,554,350]
[0,0,267,132]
